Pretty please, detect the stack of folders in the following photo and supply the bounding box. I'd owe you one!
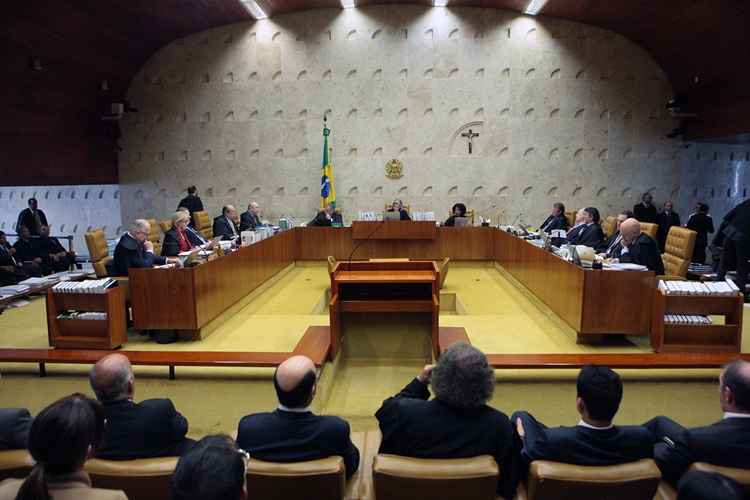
[664,315,712,325]
[658,279,740,296]
[56,311,107,320]
[357,212,378,221]
[0,284,31,298]
[52,279,117,294]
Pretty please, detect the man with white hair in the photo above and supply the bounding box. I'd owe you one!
[240,202,264,232]
[112,219,172,276]
[611,218,664,273]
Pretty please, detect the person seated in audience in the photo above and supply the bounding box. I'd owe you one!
[565,209,586,240]
[12,226,43,277]
[676,470,743,500]
[375,343,518,498]
[512,365,653,474]
[236,355,359,477]
[178,185,204,227]
[598,210,633,255]
[644,359,750,485]
[213,205,240,241]
[240,202,264,232]
[686,202,714,264]
[38,224,76,273]
[633,192,658,224]
[443,203,468,226]
[16,197,48,237]
[112,219,177,276]
[657,200,681,252]
[162,211,203,257]
[308,204,342,227]
[539,202,569,233]
[172,435,248,500]
[0,231,30,285]
[611,218,665,273]
[89,353,195,459]
[567,207,605,249]
[0,393,127,500]
[0,408,32,450]
[387,199,411,220]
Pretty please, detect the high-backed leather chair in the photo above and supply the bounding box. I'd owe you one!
[86,457,178,500]
[145,218,162,255]
[192,210,213,239]
[656,462,750,499]
[0,450,34,482]
[525,459,661,500]
[602,216,617,237]
[384,204,410,214]
[564,211,576,228]
[247,456,346,500]
[85,228,112,278]
[447,209,476,224]
[372,454,499,500]
[640,222,659,242]
[662,226,697,278]
[158,219,172,233]
[438,257,450,289]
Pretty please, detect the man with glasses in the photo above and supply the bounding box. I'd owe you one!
[112,219,178,276]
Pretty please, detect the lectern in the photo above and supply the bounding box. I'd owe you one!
[329,260,440,358]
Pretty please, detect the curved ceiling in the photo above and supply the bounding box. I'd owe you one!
[2,0,748,186]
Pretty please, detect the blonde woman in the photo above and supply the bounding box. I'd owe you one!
[162,211,202,256]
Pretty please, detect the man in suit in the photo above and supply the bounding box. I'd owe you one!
[16,197,48,236]
[597,210,633,255]
[0,408,32,450]
[644,359,750,485]
[568,207,605,249]
[89,353,195,459]
[177,186,204,227]
[512,365,653,473]
[239,202,264,232]
[236,355,359,477]
[112,219,175,276]
[37,224,76,273]
[717,199,750,296]
[686,202,714,264]
[540,202,569,233]
[375,343,519,498]
[12,225,43,277]
[0,231,29,286]
[308,204,342,227]
[633,192,658,224]
[565,209,586,240]
[657,200,681,252]
[611,218,665,274]
[213,205,240,241]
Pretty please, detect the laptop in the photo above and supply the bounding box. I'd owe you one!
[179,248,203,267]
[383,211,401,221]
[453,217,470,227]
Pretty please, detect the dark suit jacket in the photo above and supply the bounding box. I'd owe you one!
[0,408,32,450]
[161,228,203,257]
[612,233,665,274]
[513,411,653,469]
[633,203,658,224]
[112,233,166,277]
[376,378,519,498]
[721,199,750,243]
[212,215,239,241]
[657,211,681,250]
[647,416,750,485]
[12,239,41,263]
[308,211,342,227]
[599,231,622,254]
[386,209,410,221]
[569,223,605,249]
[540,215,568,232]
[97,398,191,460]
[16,208,48,236]
[237,409,360,477]
[239,211,263,232]
[177,195,204,225]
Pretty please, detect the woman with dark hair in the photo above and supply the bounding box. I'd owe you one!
[443,203,467,226]
[0,394,127,500]
[172,435,247,500]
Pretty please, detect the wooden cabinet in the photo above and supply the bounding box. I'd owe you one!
[46,286,127,349]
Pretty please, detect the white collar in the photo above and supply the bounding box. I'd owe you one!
[278,404,312,413]
[577,419,614,430]
[724,412,750,419]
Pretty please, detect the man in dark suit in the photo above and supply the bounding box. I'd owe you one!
[213,205,240,241]
[686,202,714,264]
[37,224,76,273]
[597,210,632,255]
[308,204,342,227]
[657,200,681,252]
[236,355,359,477]
[513,365,653,473]
[611,218,665,274]
[11,225,43,277]
[90,353,195,459]
[718,199,750,296]
[0,408,32,450]
[633,192,658,224]
[16,197,48,236]
[540,202,569,233]
[0,231,29,286]
[177,186,204,227]
[568,207,605,249]
[375,343,519,498]
[240,202,264,232]
[644,359,750,486]
[112,219,172,276]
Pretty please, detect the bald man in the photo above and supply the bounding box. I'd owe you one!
[213,205,240,241]
[240,202,264,232]
[236,355,359,477]
[610,218,664,274]
[90,353,195,459]
[644,360,750,485]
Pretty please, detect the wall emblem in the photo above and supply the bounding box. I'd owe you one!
[385,159,404,179]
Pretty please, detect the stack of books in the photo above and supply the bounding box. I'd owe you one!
[56,311,107,320]
[52,279,117,294]
[0,284,31,299]
[658,279,740,296]
[19,276,60,287]
[664,314,712,325]
[688,263,714,274]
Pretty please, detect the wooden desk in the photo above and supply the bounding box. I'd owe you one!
[351,221,438,239]
[329,261,440,358]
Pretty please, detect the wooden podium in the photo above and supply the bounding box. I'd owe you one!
[351,221,438,240]
[329,260,440,358]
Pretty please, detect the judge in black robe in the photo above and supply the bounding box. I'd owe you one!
[112,222,168,277]
[240,202,264,232]
[633,193,658,224]
[718,198,750,294]
[656,201,681,251]
[568,207,604,249]
[0,232,29,286]
[443,203,467,226]
[37,225,75,273]
[612,219,665,274]
[11,226,43,276]
[177,186,204,226]
[16,198,48,236]
[686,203,714,264]
[539,202,569,233]
[212,206,240,241]
[386,200,411,220]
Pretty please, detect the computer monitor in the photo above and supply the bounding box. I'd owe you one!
[453,217,470,227]
[383,211,401,221]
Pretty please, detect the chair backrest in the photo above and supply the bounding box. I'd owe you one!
[689,462,750,495]
[85,228,112,278]
[384,204,410,213]
[602,216,617,237]
[663,226,697,277]
[145,218,162,255]
[373,454,499,500]
[564,211,576,228]
[640,222,659,241]
[86,457,178,500]
[158,219,172,233]
[526,459,661,500]
[448,209,475,224]
[246,456,346,500]
[439,257,450,289]
[327,255,337,274]
[0,450,34,482]
[192,210,213,239]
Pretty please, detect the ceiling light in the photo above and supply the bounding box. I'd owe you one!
[341,0,355,8]
[242,0,268,20]
[523,0,547,15]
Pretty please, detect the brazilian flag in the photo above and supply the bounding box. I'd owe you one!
[320,124,336,209]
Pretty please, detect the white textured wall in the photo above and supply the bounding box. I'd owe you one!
[0,185,122,256]
[119,5,681,227]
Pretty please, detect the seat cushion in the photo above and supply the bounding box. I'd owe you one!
[247,457,345,500]
[664,227,697,261]
[0,450,34,482]
[690,462,750,493]
[86,457,178,500]
[640,223,659,241]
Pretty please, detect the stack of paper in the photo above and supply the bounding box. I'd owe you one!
[658,279,740,296]
[57,311,107,320]
[664,314,712,325]
[0,284,31,298]
[52,279,117,294]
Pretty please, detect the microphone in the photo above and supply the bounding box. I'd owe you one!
[346,220,386,271]
[186,225,208,245]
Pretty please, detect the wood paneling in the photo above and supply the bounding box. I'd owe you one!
[351,221,438,240]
